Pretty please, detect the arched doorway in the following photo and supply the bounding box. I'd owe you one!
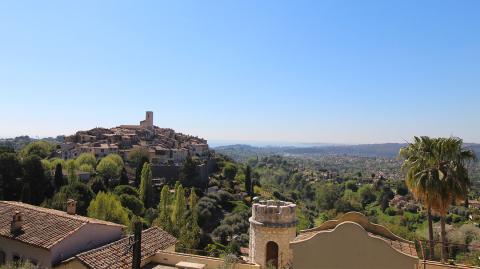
[266,241,279,269]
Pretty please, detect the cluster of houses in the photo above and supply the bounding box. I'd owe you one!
[57,112,210,165]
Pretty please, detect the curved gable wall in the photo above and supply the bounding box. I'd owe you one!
[291,222,418,269]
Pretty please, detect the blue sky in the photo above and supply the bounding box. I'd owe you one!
[0,1,479,144]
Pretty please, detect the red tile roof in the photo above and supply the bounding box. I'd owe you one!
[0,201,124,249]
[75,227,177,269]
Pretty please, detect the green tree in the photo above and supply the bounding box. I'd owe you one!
[20,141,53,159]
[119,194,145,216]
[105,154,124,168]
[135,156,149,187]
[75,153,97,168]
[400,136,437,259]
[171,184,186,236]
[222,163,237,181]
[430,137,475,262]
[79,164,94,174]
[244,165,252,196]
[400,136,476,262]
[317,183,341,210]
[154,185,173,234]
[88,176,107,194]
[54,163,65,190]
[97,157,121,181]
[21,182,32,203]
[65,159,78,183]
[179,187,201,250]
[345,180,358,192]
[22,155,51,205]
[119,167,129,185]
[48,181,95,215]
[114,185,139,197]
[0,151,22,200]
[180,156,199,188]
[50,158,66,170]
[87,192,129,225]
[128,147,150,166]
[358,184,376,206]
[139,162,154,208]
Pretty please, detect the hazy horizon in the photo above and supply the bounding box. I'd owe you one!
[1,1,479,143]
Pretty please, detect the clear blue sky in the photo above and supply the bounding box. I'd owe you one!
[1,1,479,144]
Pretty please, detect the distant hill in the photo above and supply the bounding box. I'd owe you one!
[215,142,480,161]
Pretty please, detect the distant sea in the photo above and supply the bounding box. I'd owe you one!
[208,140,342,148]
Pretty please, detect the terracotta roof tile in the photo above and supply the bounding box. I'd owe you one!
[0,201,124,249]
[76,227,177,269]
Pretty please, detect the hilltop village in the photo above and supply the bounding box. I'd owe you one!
[60,111,210,164]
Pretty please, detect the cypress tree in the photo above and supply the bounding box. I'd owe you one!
[54,163,65,190]
[245,165,252,196]
[21,183,31,204]
[139,162,153,208]
[179,187,200,251]
[155,185,173,234]
[171,184,186,236]
[119,167,129,185]
[135,156,149,187]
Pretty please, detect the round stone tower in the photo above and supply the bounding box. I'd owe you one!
[249,199,297,269]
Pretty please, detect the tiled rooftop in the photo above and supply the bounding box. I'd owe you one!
[75,227,177,269]
[0,201,124,249]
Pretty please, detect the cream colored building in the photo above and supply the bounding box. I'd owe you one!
[291,212,419,269]
[0,201,124,268]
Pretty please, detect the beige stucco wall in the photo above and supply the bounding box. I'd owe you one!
[50,223,123,265]
[0,236,52,268]
[151,251,260,269]
[291,221,419,269]
[54,259,87,269]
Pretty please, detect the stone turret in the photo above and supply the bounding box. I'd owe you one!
[140,111,154,129]
[249,200,297,269]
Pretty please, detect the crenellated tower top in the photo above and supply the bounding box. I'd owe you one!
[251,199,297,228]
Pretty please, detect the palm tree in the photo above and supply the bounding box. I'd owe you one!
[400,137,476,262]
[428,137,476,262]
[400,136,437,259]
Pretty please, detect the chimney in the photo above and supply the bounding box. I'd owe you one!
[11,211,24,233]
[66,199,77,215]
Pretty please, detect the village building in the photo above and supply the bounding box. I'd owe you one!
[0,200,124,268]
[56,227,177,269]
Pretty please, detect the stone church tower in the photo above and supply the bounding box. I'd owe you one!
[249,199,297,269]
[140,111,154,129]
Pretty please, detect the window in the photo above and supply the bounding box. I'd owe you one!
[12,254,21,263]
[0,251,5,265]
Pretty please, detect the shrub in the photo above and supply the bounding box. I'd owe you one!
[114,185,139,197]
[385,207,397,216]
[119,194,145,216]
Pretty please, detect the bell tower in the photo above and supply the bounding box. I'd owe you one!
[249,199,297,269]
[140,111,154,128]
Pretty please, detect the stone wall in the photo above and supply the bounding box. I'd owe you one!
[151,250,260,269]
[249,200,297,269]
